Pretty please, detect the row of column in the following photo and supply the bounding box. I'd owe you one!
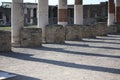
[108,0,120,26]
[24,8,34,25]
[11,0,83,45]
[12,0,120,45]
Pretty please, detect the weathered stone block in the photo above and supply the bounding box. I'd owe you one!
[0,30,11,52]
[65,25,83,40]
[107,25,118,34]
[82,26,96,38]
[94,22,108,36]
[45,25,65,43]
[20,28,42,47]
[116,24,120,33]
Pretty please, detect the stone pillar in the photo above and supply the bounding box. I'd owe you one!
[74,0,83,25]
[30,8,34,25]
[108,0,115,26]
[38,0,48,41]
[2,14,7,25]
[11,0,24,46]
[115,0,120,23]
[58,0,68,26]
[24,8,28,25]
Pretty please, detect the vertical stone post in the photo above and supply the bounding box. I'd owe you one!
[108,0,115,26]
[74,0,83,25]
[24,8,28,25]
[115,0,120,23]
[11,0,24,47]
[30,8,34,25]
[2,14,7,25]
[38,0,48,42]
[58,0,68,26]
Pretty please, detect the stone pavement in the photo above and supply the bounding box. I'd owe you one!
[0,34,120,80]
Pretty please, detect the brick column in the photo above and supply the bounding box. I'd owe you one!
[11,0,24,47]
[115,0,120,23]
[58,0,68,26]
[74,0,83,25]
[38,0,48,41]
[108,0,115,26]
[30,8,34,25]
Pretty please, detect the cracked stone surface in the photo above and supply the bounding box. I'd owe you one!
[0,34,120,80]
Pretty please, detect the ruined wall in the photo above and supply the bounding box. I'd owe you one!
[65,23,118,41]
[20,28,42,47]
[65,25,83,40]
[45,25,65,43]
[0,30,11,52]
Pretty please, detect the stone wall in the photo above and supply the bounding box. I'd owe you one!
[65,25,83,40]
[0,30,11,52]
[20,28,42,47]
[116,24,120,33]
[65,23,118,41]
[107,25,118,34]
[93,22,108,36]
[45,25,65,43]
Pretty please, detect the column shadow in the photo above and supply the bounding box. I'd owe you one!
[60,42,120,50]
[0,52,120,74]
[81,39,120,44]
[0,70,41,80]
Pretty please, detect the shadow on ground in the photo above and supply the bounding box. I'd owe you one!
[0,71,40,80]
[0,50,120,74]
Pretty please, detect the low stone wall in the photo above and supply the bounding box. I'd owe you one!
[0,30,11,52]
[116,24,120,33]
[65,22,119,41]
[20,28,42,47]
[107,25,118,34]
[45,25,65,43]
[65,25,83,40]
[82,26,96,38]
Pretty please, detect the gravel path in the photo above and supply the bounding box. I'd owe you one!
[0,34,120,80]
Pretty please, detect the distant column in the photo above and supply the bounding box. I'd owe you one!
[58,0,68,26]
[115,0,120,23]
[38,0,48,41]
[11,0,24,46]
[74,0,83,25]
[108,0,115,26]
[24,8,28,25]
[2,14,7,25]
[30,8,34,25]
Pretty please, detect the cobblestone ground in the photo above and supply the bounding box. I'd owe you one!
[0,34,120,80]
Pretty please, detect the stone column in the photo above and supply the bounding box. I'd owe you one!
[2,14,7,25]
[108,0,115,26]
[30,8,34,25]
[74,0,83,25]
[115,0,120,23]
[58,0,68,26]
[38,0,48,41]
[11,0,24,46]
[24,8,28,25]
